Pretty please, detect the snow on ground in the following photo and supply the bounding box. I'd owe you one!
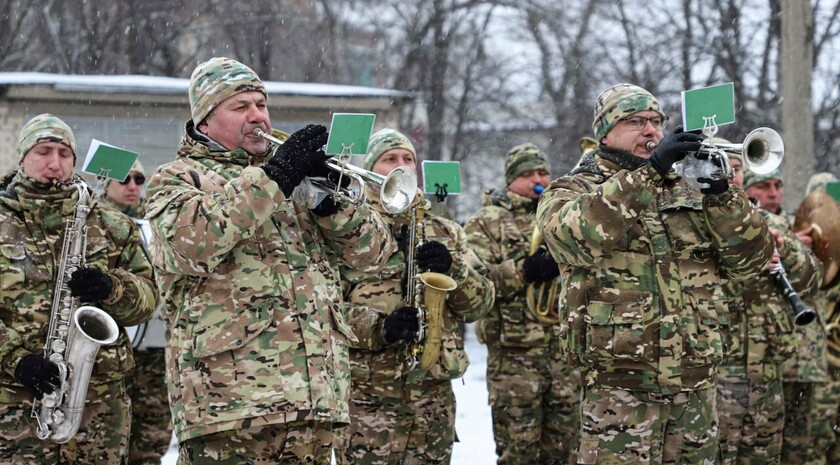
[161,323,497,464]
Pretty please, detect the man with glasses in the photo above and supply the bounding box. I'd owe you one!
[101,160,172,465]
[536,83,775,464]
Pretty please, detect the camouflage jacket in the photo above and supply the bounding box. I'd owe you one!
[720,209,822,383]
[464,188,561,351]
[0,171,157,403]
[536,147,773,394]
[145,123,395,442]
[340,191,493,384]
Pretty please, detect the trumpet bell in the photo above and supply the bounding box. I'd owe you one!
[379,166,418,214]
[741,127,784,175]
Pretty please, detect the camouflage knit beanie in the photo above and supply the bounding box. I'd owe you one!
[17,113,77,164]
[805,172,838,195]
[743,168,783,191]
[189,57,266,126]
[362,128,416,171]
[592,83,664,141]
[505,143,551,186]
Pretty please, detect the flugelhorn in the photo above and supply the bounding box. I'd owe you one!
[254,128,418,214]
[646,127,784,190]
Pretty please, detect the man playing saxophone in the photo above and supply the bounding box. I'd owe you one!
[333,128,494,465]
[463,143,580,464]
[0,114,158,464]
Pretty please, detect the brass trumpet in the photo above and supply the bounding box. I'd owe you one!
[525,226,560,325]
[254,128,418,214]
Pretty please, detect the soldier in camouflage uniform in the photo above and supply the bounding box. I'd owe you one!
[144,57,396,465]
[333,128,494,465]
[0,114,158,464]
[101,160,173,465]
[463,143,580,465]
[715,159,823,465]
[536,83,775,464]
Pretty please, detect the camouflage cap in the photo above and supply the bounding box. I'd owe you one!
[743,167,783,191]
[505,143,551,186]
[805,171,838,195]
[593,83,664,141]
[189,57,266,126]
[362,128,416,171]
[17,113,77,164]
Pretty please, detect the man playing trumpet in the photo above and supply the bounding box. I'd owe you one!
[333,128,493,465]
[464,143,580,464]
[537,83,774,464]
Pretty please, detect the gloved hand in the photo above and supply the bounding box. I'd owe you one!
[649,126,704,177]
[310,197,342,217]
[416,241,452,273]
[14,355,61,400]
[68,267,113,302]
[383,306,420,343]
[261,124,329,197]
[523,248,560,283]
[697,177,729,195]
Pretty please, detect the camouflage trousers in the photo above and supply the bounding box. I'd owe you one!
[126,348,172,465]
[176,420,332,464]
[486,347,580,465]
[716,376,784,465]
[334,379,455,465]
[578,385,717,465]
[0,383,131,464]
[781,381,834,465]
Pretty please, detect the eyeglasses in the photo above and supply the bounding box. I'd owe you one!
[119,174,146,185]
[620,116,668,131]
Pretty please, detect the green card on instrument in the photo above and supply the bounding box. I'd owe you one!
[81,139,139,181]
[826,182,840,202]
[325,113,376,156]
[422,161,461,195]
[681,83,736,132]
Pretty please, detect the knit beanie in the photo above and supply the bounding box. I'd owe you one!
[17,113,77,164]
[743,168,783,190]
[505,143,551,186]
[362,128,416,171]
[592,83,664,141]
[189,57,266,126]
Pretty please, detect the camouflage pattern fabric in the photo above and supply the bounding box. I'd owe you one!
[144,120,395,444]
[333,190,494,464]
[0,385,131,464]
[464,188,580,464]
[16,113,77,164]
[503,144,551,186]
[335,379,455,465]
[536,147,773,464]
[592,83,664,141]
[716,208,822,464]
[578,386,717,464]
[0,170,157,461]
[177,421,332,464]
[188,57,266,125]
[362,128,417,171]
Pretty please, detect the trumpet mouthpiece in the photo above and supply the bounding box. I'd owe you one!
[645,141,657,151]
[534,185,545,195]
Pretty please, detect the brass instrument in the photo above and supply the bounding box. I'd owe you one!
[406,203,457,370]
[33,183,120,443]
[254,128,417,214]
[580,136,598,155]
[525,226,560,325]
[646,127,784,190]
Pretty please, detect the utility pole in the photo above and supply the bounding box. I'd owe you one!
[780,0,814,212]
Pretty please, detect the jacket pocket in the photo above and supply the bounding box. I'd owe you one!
[682,290,727,366]
[192,298,274,358]
[582,289,655,365]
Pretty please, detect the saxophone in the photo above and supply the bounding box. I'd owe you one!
[406,203,457,370]
[32,182,120,443]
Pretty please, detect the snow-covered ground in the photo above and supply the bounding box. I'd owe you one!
[161,323,497,464]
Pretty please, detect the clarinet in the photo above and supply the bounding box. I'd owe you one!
[770,255,816,326]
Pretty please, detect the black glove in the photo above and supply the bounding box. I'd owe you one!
[68,267,113,302]
[649,126,704,177]
[523,248,560,283]
[310,197,342,217]
[416,241,452,273]
[14,355,61,400]
[261,124,329,197]
[383,306,420,343]
[697,176,729,195]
